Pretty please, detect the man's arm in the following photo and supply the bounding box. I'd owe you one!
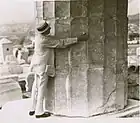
[43,36,77,48]
[44,33,89,49]
[58,37,78,48]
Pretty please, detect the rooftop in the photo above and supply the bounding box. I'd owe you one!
[0,38,12,44]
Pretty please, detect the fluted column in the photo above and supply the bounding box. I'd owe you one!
[35,0,128,117]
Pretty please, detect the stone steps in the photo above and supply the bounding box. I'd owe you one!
[0,75,22,107]
[102,99,140,118]
[107,106,139,118]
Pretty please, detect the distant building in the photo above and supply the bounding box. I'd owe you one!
[0,38,13,63]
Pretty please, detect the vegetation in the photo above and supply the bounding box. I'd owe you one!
[128,14,139,41]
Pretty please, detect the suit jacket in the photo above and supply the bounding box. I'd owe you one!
[30,34,78,77]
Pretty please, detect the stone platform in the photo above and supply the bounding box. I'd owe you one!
[0,75,22,107]
[0,99,139,123]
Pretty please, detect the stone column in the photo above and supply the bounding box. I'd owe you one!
[101,0,128,113]
[35,0,128,117]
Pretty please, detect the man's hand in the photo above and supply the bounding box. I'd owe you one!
[77,33,89,41]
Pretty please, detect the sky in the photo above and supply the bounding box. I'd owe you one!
[128,0,139,15]
[0,0,35,24]
[0,0,139,24]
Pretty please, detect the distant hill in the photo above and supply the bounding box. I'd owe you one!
[0,22,35,36]
[128,13,139,25]
[0,14,139,45]
[0,22,35,45]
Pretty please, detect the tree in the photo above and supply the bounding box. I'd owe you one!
[128,23,139,40]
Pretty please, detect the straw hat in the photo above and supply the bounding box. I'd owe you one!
[36,20,51,34]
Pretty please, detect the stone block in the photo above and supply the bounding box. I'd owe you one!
[54,74,68,114]
[55,17,88,38]
[103,67,117,112]
[70,64,89,116]
[88,0,104,66]
[116,60,128,109]
[55,18,71,38]
[0,76,22,107]
[70,0,88,17]
[71,17,88,37]
[35,1,43,18]
[0,64,23,76]
[88,43,104,65]
[43,1,55,19]
[36,0,88,38]
[88,65,104,115]
[88,16,104,34]
[128,84,140,100]
[55,1,70,17]
[88,0,104,17]
[45,77,55,112]
[102,0,128,113]
[70,42,88,66]
[55,48,69,75]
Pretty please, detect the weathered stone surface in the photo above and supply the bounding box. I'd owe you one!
[71,17,88,37]
[43,1,55,19]
[0,64,23,76]
[70,42,88,66]
[55,1,70,17]
[54,74,68,114]
[35,1,43,18]
[35,0,128,117]
[45,77,55,112]
[0,76,22,107]
[70,0,88,17]
[88,43,104,65]
[70,64,88,116]
[55,49,69,74]
[103,0,118,110]
[128,84,140,100]
[102,0,128,111]
[88,65,104,115]
[117,0,128,107]
[88,0,104,65]
[55,19,71,38]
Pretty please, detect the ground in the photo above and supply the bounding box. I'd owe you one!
[0,99,139,123]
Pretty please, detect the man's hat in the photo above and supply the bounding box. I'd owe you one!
[36,20,51,34]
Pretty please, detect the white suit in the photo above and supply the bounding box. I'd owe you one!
[29,34,78,115]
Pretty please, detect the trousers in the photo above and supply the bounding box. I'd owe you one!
[30,72,48,115]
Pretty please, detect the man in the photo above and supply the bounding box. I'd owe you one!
[29,20,88,118]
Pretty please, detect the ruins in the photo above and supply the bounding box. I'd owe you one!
[33,0,128,117]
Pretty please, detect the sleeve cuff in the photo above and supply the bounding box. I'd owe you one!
[63,37,78,46]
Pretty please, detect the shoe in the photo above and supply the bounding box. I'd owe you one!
[35,112,51,118]
[29,111,35,116]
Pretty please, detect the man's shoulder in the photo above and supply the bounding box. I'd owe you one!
[47,35,58,40]
[36,35,61,44]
